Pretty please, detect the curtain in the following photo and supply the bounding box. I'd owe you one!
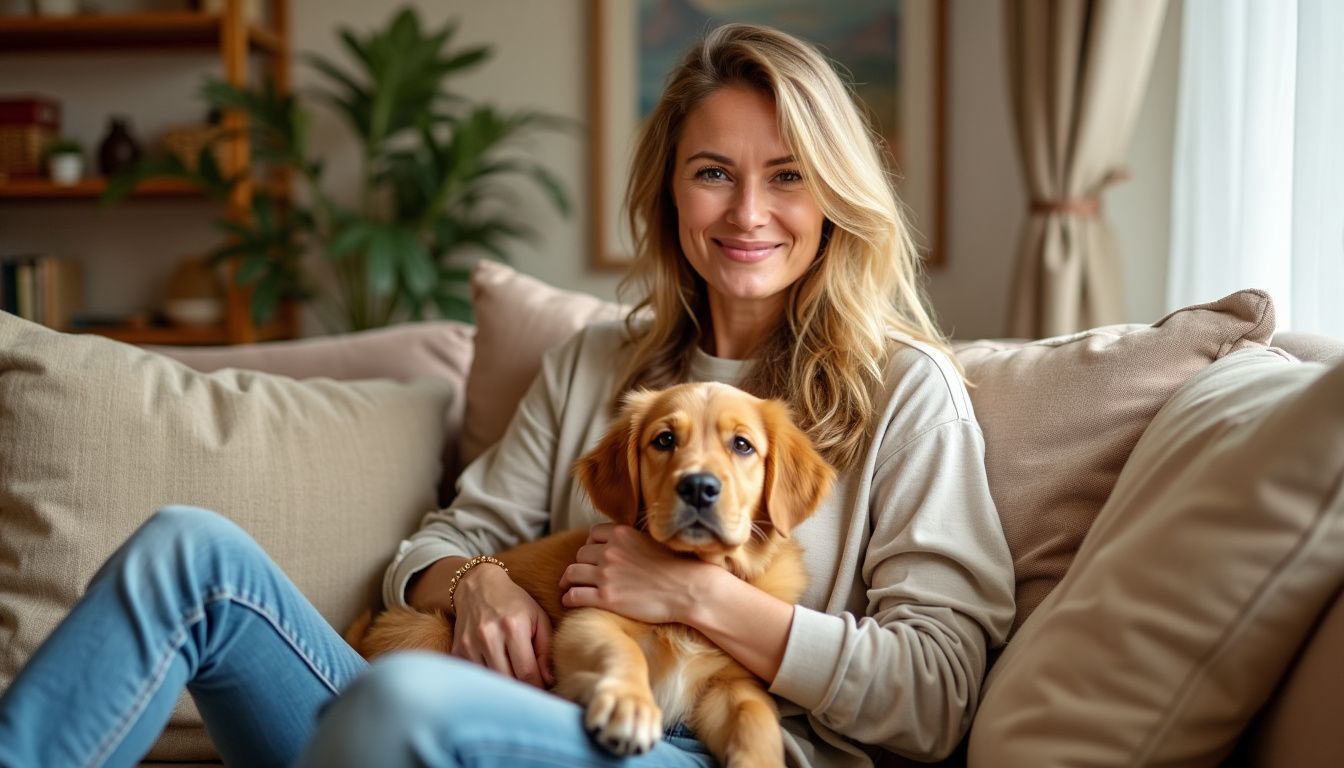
[1168,0,1344,336]
[1003,0,1169,338]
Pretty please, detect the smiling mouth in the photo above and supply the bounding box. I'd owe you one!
[714,238,779,263]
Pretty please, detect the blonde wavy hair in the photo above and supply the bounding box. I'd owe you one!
[617,23,953,470]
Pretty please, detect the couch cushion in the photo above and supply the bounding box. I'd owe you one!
[969,348,1344,767]
[151,320,474,502]
[0,315,453,761]
[460,260,626,464]
[955,290,1275,634]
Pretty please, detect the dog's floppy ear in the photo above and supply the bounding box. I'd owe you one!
[574,389,658,526]
[760,399,835,536]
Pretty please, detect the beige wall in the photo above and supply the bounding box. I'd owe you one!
[0,0,1180,337]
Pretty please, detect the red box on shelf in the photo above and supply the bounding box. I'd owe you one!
[0,97,61,130]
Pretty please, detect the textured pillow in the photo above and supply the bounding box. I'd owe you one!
[152,320,475,500]
[955,290,1275,634]
[460,260,626,464]
[0,315,453,760]
[969,348,1344,767]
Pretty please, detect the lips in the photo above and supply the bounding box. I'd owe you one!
[713,237,780,263]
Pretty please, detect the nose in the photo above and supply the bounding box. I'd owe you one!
[727,183,769,230]
[676,473,721,508]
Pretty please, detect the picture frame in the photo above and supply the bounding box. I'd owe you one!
[587,0,948,271]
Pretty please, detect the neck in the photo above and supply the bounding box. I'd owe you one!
[705,293,786,360]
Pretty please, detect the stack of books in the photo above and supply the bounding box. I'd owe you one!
[0,255,84,331]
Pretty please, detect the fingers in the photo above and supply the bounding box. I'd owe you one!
[562,585,600,609]
[503,620,546,688]
[453,616,548,687]
[533,609,555,687]
[452,623,511,678]
[558,562,601,592]
[587,522,615,543]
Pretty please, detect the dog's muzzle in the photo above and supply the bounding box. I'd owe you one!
[673,472,729,541]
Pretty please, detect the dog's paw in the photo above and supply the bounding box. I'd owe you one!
[584,682,663,756]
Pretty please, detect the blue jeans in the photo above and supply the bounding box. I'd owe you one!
[0,507,715,768]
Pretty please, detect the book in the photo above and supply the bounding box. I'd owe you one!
[38,256,83,331]
[0,255,84,329]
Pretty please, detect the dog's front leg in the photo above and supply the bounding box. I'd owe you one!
[691,664,784,768]
[552,608,663,756]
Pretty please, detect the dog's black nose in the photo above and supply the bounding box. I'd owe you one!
[676,473,721,508]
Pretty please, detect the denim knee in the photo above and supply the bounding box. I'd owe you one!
[89,505,258,591]
[340,652,467,724]
[300,652,474,767]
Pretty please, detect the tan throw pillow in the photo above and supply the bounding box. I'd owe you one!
[969,348,1344,767]
[152,320,475,500]
[460,260,626,464]
[955,290,1275,634]
[0,315,453,760]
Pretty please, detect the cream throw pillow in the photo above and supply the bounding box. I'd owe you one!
[956,290,1275,634]
[152,319,475,501]
[460,260,626,464]
[969,348,1344,767]
[0,315,453,760]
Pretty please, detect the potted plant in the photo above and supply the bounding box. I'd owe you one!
[107,8,569,332]
[45,137,84,186]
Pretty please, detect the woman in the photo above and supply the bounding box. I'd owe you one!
[0,23,1013,768]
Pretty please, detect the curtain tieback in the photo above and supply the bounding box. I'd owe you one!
[1030,168,1131,217]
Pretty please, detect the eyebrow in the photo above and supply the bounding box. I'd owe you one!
[685,151,796,167]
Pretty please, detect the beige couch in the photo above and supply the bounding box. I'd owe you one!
[0,259,1340,767]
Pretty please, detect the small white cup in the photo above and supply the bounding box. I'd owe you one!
[33,0,81,17]
[47,153,83,186]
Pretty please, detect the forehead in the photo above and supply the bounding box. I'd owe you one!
[676,85,788,161]
[645,385,766,436]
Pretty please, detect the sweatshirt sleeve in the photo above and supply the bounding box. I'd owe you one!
[381,337,577,609]
[770,375,1016,759]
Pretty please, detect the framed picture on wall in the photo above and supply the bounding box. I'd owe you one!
[587,0,948,270]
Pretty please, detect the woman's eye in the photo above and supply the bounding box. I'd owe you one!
[694,166,728,182]
[652,431,676,451]
[775,169,804,185]
[732,436,755,455]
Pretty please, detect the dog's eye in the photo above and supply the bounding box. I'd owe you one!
[652,431,676,451]
[732,436,755,456]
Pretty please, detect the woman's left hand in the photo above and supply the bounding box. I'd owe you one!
[559,523,714,624]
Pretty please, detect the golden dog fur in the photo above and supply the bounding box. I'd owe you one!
[346,381,835,766]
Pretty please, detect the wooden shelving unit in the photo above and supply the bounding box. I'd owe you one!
[0,177,202,200]
[0,0,295,346]
[0,11,282,53]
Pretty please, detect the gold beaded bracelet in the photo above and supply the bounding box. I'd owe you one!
[446,555,509,613]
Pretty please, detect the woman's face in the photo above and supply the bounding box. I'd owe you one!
[672,85,825,327]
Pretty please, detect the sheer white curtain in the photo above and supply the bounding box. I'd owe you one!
[1169,0,1344,335]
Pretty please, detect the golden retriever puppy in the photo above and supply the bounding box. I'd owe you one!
[347,382,834,766]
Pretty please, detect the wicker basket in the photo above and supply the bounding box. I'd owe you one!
[0,125,55,176]
[160,124,227,173]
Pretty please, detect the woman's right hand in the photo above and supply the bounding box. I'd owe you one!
[442,563,555,688]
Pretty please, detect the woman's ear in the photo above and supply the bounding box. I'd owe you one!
[760,400,835,536]
[574,390,658,526]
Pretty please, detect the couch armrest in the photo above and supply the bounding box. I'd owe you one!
[1271,331,1344,364]
[1236,586,1344,766]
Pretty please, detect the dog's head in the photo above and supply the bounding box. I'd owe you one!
[574,382,835,576]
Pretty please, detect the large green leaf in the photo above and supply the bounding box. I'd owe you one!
[365,226,400,297]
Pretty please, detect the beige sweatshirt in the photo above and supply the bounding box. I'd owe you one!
[383,320,1016,766]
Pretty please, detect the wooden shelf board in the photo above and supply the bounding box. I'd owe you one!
[0,176,205,200]
[0,12,281,54]
[79,318,293,346]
